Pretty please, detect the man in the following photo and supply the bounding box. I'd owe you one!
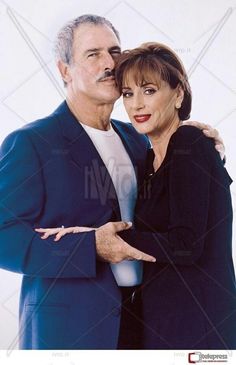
[0,14,224,349]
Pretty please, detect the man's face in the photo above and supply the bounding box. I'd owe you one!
[66,24,121,105]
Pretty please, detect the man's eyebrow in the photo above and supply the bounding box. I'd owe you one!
[84,48,102,55]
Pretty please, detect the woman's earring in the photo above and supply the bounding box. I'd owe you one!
[175,102,182,109]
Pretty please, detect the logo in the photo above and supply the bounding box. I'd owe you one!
[188,352,228,363]
[188,352,201,363]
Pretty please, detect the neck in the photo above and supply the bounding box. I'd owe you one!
[66,94,114,131]
[149,117,181,171]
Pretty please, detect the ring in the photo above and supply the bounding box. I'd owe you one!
[61,225,65,229]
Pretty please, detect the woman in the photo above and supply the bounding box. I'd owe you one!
[36,43,236,349]
[114,42,236,349]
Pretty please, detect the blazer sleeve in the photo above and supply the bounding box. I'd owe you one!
[120,127,227,266]
[0,130,96,278]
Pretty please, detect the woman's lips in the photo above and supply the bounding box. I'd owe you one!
[133,114,151,123]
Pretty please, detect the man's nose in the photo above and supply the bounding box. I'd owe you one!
[103,52,116,71]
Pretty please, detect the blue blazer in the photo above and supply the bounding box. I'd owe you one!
[0,101,149,349]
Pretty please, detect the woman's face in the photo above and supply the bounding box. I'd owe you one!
[122,72,182,137]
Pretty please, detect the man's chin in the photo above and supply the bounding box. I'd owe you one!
[100,92,120,104]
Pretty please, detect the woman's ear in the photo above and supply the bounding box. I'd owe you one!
[175,85,184,109]
[57,60,72,85]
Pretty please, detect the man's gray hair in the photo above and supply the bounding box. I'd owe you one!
[54,14,120,65]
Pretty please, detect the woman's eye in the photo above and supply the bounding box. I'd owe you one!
[122,91,133,98]
[144,88,157,95]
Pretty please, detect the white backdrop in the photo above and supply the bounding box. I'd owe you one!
[0,0,236,350]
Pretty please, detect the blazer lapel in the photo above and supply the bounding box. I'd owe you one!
[55,102,121,218]
[111,120,146,186]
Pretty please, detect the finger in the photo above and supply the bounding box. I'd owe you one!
[54,228,72,241]
[127,247,156,262]
[40,234,47,239]
[215,136,223,144]
[35,228,63,234]
[39,229,64,240]
[73,226,95,233]
[109,221,133,233]
[215,144,224,152]
[41,230,62,239]
[215,144,225,160]
[203,128,219,138]
[203,130,224,154]
[54,232,66,241]
[204,124,214,131]
[73,227,81,233]
[54,227,75,241]
[212,135,223,145]
[41,233,51,239]
[35,228,55,232]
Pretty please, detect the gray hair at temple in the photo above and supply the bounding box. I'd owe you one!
[54,14,120,65]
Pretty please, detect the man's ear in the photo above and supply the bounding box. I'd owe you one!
[57,60,72,84]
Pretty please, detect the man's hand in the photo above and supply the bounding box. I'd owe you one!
[181,121,225,160]
[95,221,156,264]
[35,222,156,263]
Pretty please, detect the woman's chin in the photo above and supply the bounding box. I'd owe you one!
[134,125,152,136]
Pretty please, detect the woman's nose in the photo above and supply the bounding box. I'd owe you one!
[133,95,145,110]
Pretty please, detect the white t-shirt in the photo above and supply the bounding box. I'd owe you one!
[81,122,143,286]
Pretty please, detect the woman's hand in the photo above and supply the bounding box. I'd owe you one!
[35,226,95,242]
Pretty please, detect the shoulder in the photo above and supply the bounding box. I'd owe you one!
[1,105,61,144]
[170,125,220,166]
[172,125,206,144]
[0,112,58,156]
[22,112,59,137]
[171,125,214,152]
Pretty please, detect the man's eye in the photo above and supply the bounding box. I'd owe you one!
[88,53,98,58]
[111,51,121,56]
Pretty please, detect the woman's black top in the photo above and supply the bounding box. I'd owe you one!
[120,126,236,349]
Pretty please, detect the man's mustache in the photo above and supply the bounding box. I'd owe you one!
[97,70,115,82]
